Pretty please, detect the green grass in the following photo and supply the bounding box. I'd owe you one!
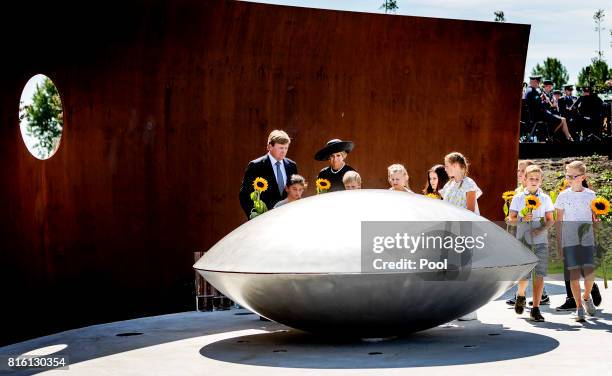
[548,259,612,280]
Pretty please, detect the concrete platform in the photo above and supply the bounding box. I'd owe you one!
[1,276,610,375]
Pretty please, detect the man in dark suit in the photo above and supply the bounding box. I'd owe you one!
[573,86,604,141]
[239,130,298,219]
[558,84,576,118]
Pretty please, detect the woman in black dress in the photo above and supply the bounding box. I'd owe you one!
[314,139,356,192]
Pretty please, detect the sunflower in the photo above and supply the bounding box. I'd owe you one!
[252,177,268,192]
[559,179,568,191]
[525,194,541,210]
[315,178,331,191]
[591,196,610,216]
[426,193,441,199]
[502,191,516,202]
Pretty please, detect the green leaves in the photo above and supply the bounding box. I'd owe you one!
[494,11,505,22]
[549,190,558,204]
[19,77,63,159]
[578,223,592,244]
[577,58,610,92]
[249,189,268,218]
[531,58,569,91]
[380,1,398,13]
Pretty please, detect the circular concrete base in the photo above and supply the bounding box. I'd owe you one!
[0,278,610,376]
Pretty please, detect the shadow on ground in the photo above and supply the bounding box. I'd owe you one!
[495,282,567,301]
[199,323,559,369]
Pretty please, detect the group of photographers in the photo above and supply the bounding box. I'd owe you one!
[522,75,609,143]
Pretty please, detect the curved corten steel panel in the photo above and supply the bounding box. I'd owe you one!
[0,0,529,344]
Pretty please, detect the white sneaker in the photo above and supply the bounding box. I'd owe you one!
[458,311,478,321]
[574,307,586,322]
[582,297,597,316]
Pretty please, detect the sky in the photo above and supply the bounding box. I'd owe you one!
[245,0,611,84]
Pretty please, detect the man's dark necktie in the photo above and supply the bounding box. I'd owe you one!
[275,161,284,194]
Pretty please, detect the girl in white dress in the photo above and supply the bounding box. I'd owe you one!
[440,152,483,321]
[440,152,482,213]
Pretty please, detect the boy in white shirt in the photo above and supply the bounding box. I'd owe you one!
[554,161,597,322]
[508,165,554,322]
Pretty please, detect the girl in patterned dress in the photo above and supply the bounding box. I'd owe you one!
[440,152,482,214]
[439,152,482,321]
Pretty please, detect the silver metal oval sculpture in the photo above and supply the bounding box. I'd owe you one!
[194,190,537,337]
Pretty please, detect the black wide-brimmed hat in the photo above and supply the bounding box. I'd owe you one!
[314,139,354,161]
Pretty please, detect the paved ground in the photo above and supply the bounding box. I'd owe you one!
[1,276,610,376]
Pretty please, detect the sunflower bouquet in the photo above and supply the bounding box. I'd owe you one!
[591,196,611,288]
[426,193,441,199]
[592,196,611,218]
[249,177,269,219]
[315,178,331,194]
[502,190,515,215]
[501,190,516,232]
[520,194,541,217]
[519,194,542,246]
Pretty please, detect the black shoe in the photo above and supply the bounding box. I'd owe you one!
[515,295,526,315]
[506,297,516,306]
[529,294,550,306]
[259,316,271,321]
[555,297,577,311]
[592,284,602,307]
[530,307,545,322]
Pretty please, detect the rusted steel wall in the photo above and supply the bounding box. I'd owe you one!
[0,0,529,344]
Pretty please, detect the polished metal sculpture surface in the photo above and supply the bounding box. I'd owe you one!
[194,190,537,336]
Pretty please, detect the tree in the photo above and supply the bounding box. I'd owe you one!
[19,78,63,159]
[494,11,505,23]
[594,9,605,60]
[577,58,611,92]
[531,58,569,90]
[380,1,398,14]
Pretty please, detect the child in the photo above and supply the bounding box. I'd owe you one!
[554,161,597,322]
[388,164,413,192]
[507,159,550,307]
[342,171,362,190]
[439,152,481,321]
[508,165,554,322]
[440,152,482,213]
[273,174,307,208]
[422,164,449,198]
[556,162,602,311]
[515,160,534,193]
